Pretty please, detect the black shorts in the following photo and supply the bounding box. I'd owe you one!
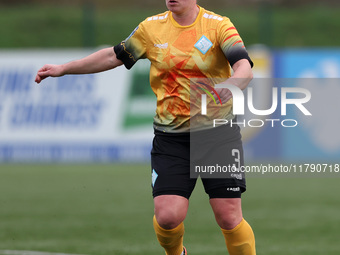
[151,124,246,199]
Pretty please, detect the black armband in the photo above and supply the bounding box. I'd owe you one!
[113,42,136,70]
[227,48,254,68]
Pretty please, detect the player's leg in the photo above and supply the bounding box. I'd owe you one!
[153,195,188,255]
[210,197,256,255]
[198,124,256,254]
[151,130,194,255]
[210,196,243,230]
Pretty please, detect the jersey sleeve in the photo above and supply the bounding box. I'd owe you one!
[217,18,253,68]
[114,22,147,69]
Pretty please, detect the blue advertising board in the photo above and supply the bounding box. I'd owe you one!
[274,48,340,78]
[274,49,340,161]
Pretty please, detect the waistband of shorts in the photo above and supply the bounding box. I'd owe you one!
[154,123,240,139]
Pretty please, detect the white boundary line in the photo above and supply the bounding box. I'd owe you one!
[0,250,88,255]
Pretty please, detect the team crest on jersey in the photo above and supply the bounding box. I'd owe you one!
[195,35,213,54]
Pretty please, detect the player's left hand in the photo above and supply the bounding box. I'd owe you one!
[213,88,232,104]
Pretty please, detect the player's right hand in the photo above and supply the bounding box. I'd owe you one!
[35,64,64,84]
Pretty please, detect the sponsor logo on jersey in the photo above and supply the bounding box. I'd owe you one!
[154,43,168,49]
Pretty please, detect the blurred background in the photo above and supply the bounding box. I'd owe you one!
[0,0,340,48]
[0,1,340,255]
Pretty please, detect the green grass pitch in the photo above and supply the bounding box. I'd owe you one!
[0,164,339,255]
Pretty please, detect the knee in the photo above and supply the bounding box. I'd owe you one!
[155,209,184,229]
[154,195,188,230]
[216,212,242,230]
[210,198,243,230]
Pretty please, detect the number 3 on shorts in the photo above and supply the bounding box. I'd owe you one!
[232,149,241,171]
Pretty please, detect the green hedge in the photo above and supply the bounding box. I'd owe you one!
[0,4,339,48]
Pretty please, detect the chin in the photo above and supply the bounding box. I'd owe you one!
[167,6,181,13]
[166,2,180,11]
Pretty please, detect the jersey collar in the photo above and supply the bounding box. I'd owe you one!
[169,5,203,28]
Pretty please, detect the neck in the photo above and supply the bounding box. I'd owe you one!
[172,5,200,26]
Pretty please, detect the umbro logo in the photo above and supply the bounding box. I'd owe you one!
[154,43,168,49]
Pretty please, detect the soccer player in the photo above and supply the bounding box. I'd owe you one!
[35,0,256,254]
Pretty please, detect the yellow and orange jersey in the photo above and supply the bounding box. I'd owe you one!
[114,6,253,132]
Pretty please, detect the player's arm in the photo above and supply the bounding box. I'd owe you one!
[35,47,123,84]
[230,58,253,90]
[215,17,254,104]
[215,59,253,103]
